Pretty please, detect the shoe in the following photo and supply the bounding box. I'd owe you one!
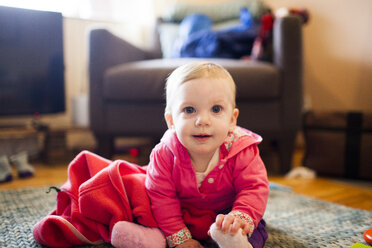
[0,155,13,183]
[10,151,35,178]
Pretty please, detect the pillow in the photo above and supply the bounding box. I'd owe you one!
[158,19,242,58]
[162,0,269,23]
[158,23,180,58]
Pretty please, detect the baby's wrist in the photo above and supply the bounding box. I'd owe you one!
[228,210,255,236]
[166,227,192,247]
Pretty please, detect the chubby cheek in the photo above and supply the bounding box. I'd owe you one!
[219,126,231,141]
[174,127,191,149]
[219,117,234,132]
[173,119,188,137]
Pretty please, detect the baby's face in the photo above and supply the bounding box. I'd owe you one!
[165,76,239,160]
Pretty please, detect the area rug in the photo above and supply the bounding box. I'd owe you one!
[0,185,371,248]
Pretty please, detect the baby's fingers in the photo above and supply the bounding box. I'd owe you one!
[221,215,235,233]
[215,214,225,229]
[230,218,244,236]
[241,222,254,236]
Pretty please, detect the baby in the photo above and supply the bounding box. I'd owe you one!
[33,62,269,248]
[144,61,269,247]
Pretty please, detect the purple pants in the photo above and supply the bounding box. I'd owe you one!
[248,219,268,248]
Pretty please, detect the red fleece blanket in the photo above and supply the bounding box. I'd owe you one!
[33,151,216,247]
[33,151,157,247]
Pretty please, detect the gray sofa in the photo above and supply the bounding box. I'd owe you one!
[88,14,303,173]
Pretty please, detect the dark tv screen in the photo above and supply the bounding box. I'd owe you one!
[0,6,65,116]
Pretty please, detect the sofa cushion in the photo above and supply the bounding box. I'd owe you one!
[103,58,279,102]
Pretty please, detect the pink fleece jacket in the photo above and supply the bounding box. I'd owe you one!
[145,126,269,246]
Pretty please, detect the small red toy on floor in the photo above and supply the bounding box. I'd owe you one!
[364,228,372,245]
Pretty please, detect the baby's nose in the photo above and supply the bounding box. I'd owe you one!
[195,112,211,126]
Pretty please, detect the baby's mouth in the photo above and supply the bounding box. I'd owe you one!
[193,134,211,142]
[193,134,211,138]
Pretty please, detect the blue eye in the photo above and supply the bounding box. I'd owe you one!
[184,106,195,114]
[212,105,222,113]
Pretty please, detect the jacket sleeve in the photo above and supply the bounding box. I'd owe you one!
[231,144,269,233]
[145,145,192,247]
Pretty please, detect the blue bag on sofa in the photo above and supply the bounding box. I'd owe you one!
[172,10,259,59]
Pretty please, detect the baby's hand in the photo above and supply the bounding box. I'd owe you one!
[215,214,250,236]
[175,238,203,248]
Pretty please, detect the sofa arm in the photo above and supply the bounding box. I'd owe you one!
[89,29,150,132]
[89,29,151,74]
[273,15,303,131]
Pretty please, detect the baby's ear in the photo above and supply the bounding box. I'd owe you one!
[229,108,239,131]
[164,113,174,130]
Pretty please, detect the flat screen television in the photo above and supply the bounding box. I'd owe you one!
[0,6,65,117]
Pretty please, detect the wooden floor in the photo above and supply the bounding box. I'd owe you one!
[1,150,371,211]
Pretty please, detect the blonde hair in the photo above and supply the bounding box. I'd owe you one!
[165,61,236,114]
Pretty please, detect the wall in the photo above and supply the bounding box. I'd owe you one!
[264,0,372,112]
